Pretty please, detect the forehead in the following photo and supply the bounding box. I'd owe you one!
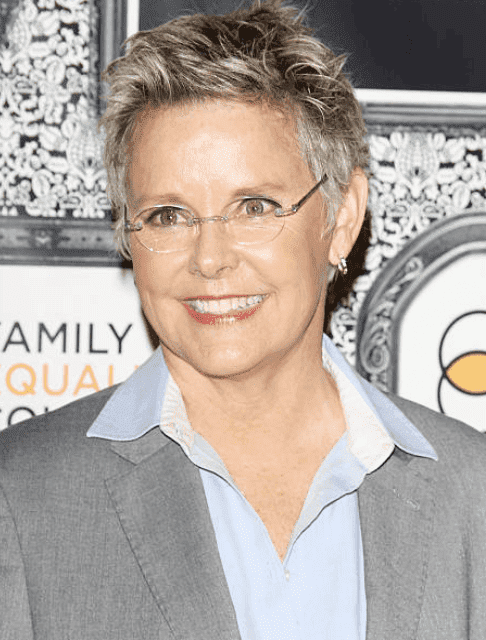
[126,100,311,204]
[131,98,299,144]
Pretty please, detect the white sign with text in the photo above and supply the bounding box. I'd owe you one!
[0,264,155,430]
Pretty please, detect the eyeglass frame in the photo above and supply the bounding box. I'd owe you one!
[124,174,328,249]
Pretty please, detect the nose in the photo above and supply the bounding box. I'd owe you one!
[188,218,239,279]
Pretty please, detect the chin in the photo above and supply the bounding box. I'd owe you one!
[174,341,266,379]
[196,350,261,379]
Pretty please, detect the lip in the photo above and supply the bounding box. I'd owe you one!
[182,294,267,325]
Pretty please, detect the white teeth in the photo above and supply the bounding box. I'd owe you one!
[209,299,232,314]
[187,295,265,314]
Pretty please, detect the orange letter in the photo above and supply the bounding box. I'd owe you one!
[6,364,36,395]
[73,365,100,396]
[43,364,68,396]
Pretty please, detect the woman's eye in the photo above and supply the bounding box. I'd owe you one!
[243,199,278,217]
[145,207,185,226]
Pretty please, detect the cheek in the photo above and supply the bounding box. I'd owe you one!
[132,263,180,345]
[133,260,155,299]
[275,225,329,291]
[132,253,172,316]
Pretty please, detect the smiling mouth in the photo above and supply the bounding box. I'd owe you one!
[184,294,266,316]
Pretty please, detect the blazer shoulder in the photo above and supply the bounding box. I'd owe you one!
[388,392,486,486]
[0,386,118,467]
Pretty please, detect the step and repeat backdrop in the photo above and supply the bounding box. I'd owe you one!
[1,0,485,431]
[0,0,155,429]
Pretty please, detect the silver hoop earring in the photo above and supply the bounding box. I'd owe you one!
[337,257,348,276]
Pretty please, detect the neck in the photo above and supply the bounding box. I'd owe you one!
[162,334,345,459]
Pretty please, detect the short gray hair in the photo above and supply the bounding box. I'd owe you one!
[99,0,369,259]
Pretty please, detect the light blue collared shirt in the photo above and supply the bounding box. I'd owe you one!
[88,335,437,640]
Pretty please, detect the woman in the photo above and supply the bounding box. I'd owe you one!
[2,1,486,639]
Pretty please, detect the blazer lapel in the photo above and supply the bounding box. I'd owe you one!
[105,431,241,640]
[359,448,437,640]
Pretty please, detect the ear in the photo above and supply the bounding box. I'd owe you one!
[328,168,368,267]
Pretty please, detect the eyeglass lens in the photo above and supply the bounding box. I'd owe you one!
[135,211,285,253]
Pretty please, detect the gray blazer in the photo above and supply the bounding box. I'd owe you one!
[1,387,486,640]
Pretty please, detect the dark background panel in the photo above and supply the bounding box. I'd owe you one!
[139,0,486,92]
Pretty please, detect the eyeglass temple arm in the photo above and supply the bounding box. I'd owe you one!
[289,175,328,214]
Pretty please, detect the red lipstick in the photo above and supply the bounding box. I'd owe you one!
[183,304,260,324]
[182,295,265,325]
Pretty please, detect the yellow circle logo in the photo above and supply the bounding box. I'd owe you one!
[446,352,486,395]
[438,311,486,429]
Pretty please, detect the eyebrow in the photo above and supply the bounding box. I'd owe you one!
[131,182,289,210]
[231,182,287,199]
[130,193,188,211]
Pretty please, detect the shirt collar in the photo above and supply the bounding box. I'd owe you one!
[321,336,437,461]
[87,347,168,441]
[87,336,437,462]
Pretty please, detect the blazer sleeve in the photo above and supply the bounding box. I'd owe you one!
[0,484,34,640]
